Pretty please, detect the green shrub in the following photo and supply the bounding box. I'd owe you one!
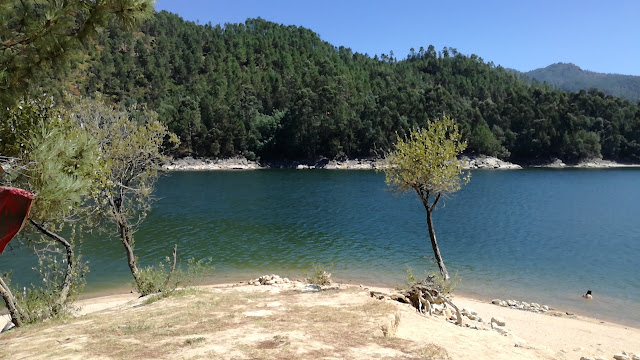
[423,271,461,295]
[5,253,87,325]
[136,256,214,297]
[306,263,333,286]
[401,265,461,295]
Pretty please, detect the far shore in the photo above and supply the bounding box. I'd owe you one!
[2,277,638,360]
[162,155,640,171]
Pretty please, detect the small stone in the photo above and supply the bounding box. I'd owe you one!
[460,308,476,316]
[632,354,640,360]
[500,300,508,307]
[491,317,506,327]
[522,301,530,307]
[542,305,549,311]
[579,357,593,360]
[1,322,15,333]
[491,299,501,305]
[444,308,453,320]
[531,302,540,308]
[506,300,516,306]
[613,354,631,360]
[494,327,509,335]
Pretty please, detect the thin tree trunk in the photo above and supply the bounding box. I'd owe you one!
[422,197,450,281]
[28,219,74,309]
[118,218,142,289]
[0,275,23,327]
[164,244,178,289]
[108,196,143,289]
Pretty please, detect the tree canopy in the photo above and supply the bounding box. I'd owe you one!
[0,0,154,111]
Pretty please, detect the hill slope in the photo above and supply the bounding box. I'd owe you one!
[74,12,640,163]
[525,63,640,102]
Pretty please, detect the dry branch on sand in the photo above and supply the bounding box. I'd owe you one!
[371,283,463,325]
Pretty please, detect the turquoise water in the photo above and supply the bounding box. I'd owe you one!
[1,169,639,327]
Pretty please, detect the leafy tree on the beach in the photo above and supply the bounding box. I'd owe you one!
[70,98,179,295]
[382,116,469,281]
[0,97,99,326]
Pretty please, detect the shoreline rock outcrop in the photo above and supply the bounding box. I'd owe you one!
[162,155,640,171]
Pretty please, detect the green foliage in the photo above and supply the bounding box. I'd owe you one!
[423,272,461,295]
[401,266,459,295]
[3,255,87,325]
[1,97,100,222]
[399,265,417,290]
[306,263,333,286]
[383,116,469,196]
[0,0,154,111]
[70,97,178,222]
[137,257,215,297]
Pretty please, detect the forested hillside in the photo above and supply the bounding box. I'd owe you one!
[524,63,640,103]
[77,11,640,163]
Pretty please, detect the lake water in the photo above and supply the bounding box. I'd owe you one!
[1,169,639,327]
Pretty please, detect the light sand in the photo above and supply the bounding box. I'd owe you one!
[1,281,638,360]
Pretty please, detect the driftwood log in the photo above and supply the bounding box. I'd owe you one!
[371,283,462,325]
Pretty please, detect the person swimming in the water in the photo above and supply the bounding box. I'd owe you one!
[582,290,593,299]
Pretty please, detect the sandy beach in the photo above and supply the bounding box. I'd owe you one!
[1,278,638,360]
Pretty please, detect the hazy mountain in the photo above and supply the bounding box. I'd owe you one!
[524,63,640,102]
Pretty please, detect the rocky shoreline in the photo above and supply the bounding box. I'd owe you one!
[162,155,640,171]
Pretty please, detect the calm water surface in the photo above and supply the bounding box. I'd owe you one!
[2,169,639,326]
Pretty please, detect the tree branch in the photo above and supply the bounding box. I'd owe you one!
[429,193,441,212]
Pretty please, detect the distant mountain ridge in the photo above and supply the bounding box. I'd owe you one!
[523,63,640,102]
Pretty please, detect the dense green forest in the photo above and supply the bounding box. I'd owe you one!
[523,63,640,103]
[73,11,640,163]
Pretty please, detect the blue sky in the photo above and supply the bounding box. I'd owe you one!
[155,0,640,76]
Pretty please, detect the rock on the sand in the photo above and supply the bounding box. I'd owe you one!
[1,321,15,333]
[491,317,506,327]
[249,274,290,286]
[613,354,631,360]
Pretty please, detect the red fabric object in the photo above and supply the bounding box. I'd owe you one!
[0,187,35,254]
